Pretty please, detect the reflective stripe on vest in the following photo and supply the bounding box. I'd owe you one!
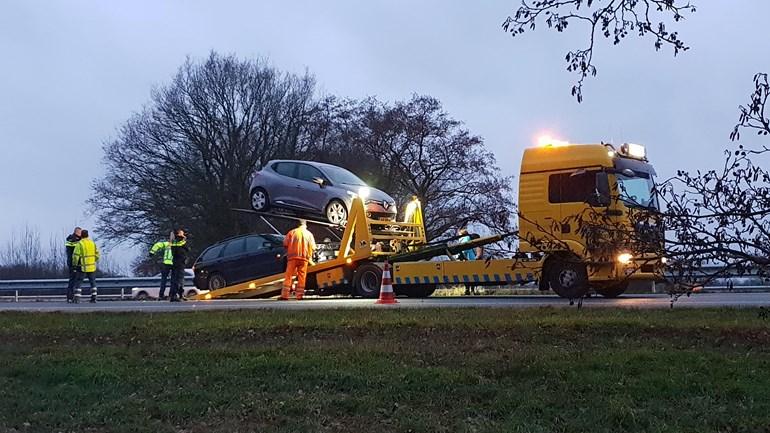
[150,241,174,265]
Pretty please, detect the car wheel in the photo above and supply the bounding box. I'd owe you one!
[352,263,382,298]
[251,188,270,212]
[208,273,227,291]
[186,289,198,299]
[325,200,348,224]
[547,255,589,299]
[136,291,149,301]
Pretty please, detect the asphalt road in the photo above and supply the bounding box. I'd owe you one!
[0,293,768,313]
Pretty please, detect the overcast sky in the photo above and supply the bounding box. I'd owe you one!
[1,1,767,267]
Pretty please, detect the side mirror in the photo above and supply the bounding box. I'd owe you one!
[312,177,325,188]
[264,242,274,249]
[620,168,636,177]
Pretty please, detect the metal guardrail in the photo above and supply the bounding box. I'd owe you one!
[0,277,165,302]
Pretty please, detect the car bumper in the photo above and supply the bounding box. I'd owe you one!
[365,201,397,219]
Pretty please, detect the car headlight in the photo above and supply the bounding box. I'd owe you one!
[358,187,370,199]
[617,253,633,264]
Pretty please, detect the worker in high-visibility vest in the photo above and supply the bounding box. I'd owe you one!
[280,220,316,300]
[149,238,174,300]
[65,226,82,303]
[169,229,190,302]
[72,229,100,303]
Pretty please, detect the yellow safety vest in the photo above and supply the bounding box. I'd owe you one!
[73,238,100,273]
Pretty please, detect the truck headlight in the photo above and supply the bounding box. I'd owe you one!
[660,257,668,264]
[617,253,633,264]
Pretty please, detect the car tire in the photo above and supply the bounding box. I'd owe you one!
[251,188,270,212]
[186,289,198,298]
[546,255,589,299]
[325,199,348,225]
[208,273,227,291]
[352,263,382,298]
[136,291,149,301]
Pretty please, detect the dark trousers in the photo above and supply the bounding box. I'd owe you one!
[74,271,97,300]
[159,264,173,298]
[66,265,79,300]
[170,267,185,300]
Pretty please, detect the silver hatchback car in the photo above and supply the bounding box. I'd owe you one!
[249,160,397,224]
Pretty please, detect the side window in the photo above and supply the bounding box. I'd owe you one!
[549,171,598,203]
[245,236,267,253]
[296,164,323,182]
[222,238,246,257]
[201,244,224,261]
[273,162,296,178]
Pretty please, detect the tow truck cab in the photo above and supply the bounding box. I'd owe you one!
[518,142,663,297]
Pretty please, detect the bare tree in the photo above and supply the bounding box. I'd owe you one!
[312,95,517,240]
[90,52,317,253]
[503,0,696,102]
[0,226,122,279]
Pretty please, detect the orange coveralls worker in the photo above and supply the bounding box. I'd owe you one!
[281,223,316,300]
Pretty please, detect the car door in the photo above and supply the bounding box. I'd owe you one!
[270,162,303,209]
[294,163,328,212]
[244,235,283,280]
[220,238,249,283]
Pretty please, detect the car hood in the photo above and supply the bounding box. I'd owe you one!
[365,187,395,204]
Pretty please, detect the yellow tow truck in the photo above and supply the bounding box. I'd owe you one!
[197,141,663,300]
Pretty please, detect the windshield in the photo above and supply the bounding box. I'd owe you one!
[617,173,657,209]
[322,165,366,186]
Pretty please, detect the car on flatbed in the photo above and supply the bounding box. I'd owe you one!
[193,234,287,291]
[249,160,397,224]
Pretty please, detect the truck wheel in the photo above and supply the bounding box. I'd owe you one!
[595,283,628,298]
[352,263,382,298]
[547,256,589,299]
[136,291,149,301]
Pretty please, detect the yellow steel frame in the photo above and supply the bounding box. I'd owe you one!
[196,197,427,300]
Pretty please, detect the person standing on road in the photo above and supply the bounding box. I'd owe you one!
[457,228,482,296]
[169,229,189,302]
[65,227,82,303]
[281,219,316,301]
[72,229,100,303]
[149,237,174,300]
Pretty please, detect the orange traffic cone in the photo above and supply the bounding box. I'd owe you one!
[376,261,398,304]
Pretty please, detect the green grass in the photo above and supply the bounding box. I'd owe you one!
[1,308,769,432]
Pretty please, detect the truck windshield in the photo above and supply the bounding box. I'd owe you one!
[617,173,657,209]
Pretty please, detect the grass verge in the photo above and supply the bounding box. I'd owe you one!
[1,308,769,433]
